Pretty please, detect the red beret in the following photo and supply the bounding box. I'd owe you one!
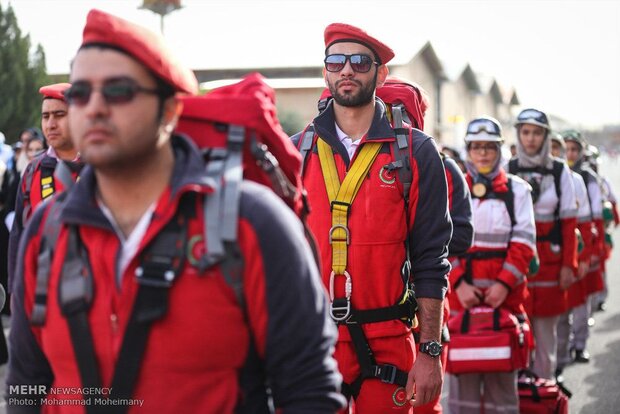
[324,23,394,65]
[81,9,198,95]
[39,83,71,101]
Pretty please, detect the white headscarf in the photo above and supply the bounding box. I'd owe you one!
[515,128,553,169]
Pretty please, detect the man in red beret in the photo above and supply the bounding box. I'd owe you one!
[7,82,82,294]
[7,8,344,414]
[291,22,451,412]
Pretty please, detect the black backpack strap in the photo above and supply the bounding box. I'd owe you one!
[507,158,518,175]
[39,156,57,201]
[57,194,195,413]
[59,226,100,413]
[31,193,69,325]
[389,105,412,203]
[495,175,516,228]
[108,194,195,411]
[552,160,563,201]
[509,159,563,244]
[341,321,409,400]
[298,123,315,177]
[387,106,413,289]
[21,159,38,225]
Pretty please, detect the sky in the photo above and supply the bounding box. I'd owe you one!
[2,0,619,129]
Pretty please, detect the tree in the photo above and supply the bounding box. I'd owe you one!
[0,3,49,143]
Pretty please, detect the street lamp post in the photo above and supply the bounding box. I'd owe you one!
[139,0,183,34]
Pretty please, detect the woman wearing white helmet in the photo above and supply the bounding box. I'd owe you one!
[448,117,536,414]
[550,132,593,382]
[507,108,578,381]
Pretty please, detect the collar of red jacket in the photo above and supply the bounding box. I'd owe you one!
[58,135,212,228]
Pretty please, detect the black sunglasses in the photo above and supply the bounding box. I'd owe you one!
[324,54,378,73]
[64,77,160,106]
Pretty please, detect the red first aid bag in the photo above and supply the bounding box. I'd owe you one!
[446,306,531,374]
[518,370,569,414]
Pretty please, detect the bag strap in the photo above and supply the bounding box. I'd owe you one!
[38,157,57,201]
[298,124,316,176]
[108,194,195,412]
[494,175,516,228]
[21,160,38,225]
[31,192,69,325]
[59,194,195,413]
[387,104,413,287]
[202,124,245,264]
[53,160,77,193]
[459,307,503,333]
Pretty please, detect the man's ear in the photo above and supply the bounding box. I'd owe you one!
[161,97,183,132]
[376,65,389,88]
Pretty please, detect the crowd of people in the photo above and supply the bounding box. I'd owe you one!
[0,9,617,414]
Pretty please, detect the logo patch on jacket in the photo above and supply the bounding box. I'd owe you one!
[392,386,408,407]
[187,234,206,268]
[379,165,396,186]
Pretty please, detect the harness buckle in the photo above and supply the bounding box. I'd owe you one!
[330,200,351,212]
[329,224,350,245]
[135,260,176,288]
[401,259,411,280]
[329,270,352,321]
[375,364,398,384]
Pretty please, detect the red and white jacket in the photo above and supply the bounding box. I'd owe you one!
[525,161,578,317]
[449,170,536,315]
[567,171,594,308]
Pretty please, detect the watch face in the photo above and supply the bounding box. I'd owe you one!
[428,342,442,356]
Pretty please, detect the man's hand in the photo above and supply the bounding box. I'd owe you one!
[455,282,482,309]
[484,282,509,308]
[406,353,443,407]
[559,266,575,290]
[577,260,589,279]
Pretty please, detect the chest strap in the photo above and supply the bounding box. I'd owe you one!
[318,138,417,400]
[58,194,194,414]
[317,138,382,321]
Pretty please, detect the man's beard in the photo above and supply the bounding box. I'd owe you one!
[328,72,377,107]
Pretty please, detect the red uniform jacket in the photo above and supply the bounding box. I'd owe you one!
[8,153,82,293]
[292,99,452,342]
[7,136,345,413]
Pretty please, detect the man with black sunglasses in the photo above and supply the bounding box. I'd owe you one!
[7,9,344,413]
[7,83,83,295]
[291,23,452,412]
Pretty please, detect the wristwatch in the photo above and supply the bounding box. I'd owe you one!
[419,340,443,358]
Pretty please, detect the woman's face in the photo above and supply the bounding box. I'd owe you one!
[468,141,499,173]
[26,140,44,161]
[518,124,546,156]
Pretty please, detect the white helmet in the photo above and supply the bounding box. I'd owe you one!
[515,108,551,130]
[464,117,503,143]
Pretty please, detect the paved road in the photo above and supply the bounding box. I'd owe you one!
[560,156,620,414]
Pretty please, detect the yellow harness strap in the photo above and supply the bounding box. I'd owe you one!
[318,138,381,275]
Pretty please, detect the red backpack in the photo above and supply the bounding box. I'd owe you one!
[316,76,428,131]
[176,72,306,216]
[376,76,429,131]
[175,73,314,306]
